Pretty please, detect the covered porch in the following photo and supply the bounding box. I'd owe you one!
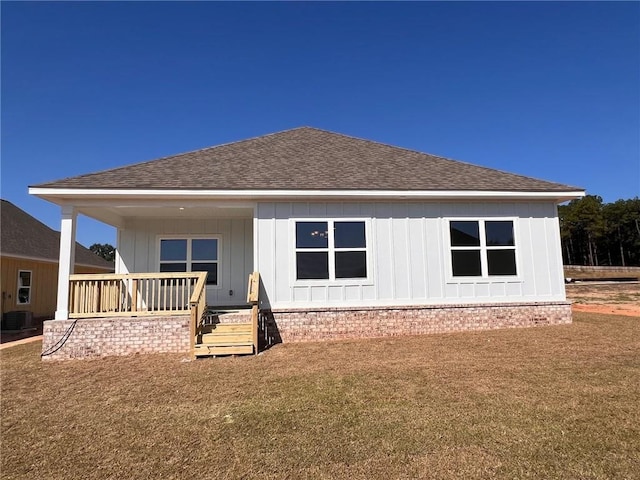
[32,196,260,359]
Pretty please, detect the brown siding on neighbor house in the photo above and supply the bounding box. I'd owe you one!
[1,257,58,318]
[1,256,112,319]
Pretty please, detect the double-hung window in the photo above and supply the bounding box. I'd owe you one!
[159,237,219,285]
[17,270,32,304]
[295,220,368,281]
[449,220,517,278]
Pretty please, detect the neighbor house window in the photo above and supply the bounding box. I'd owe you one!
[449,220,517,277]
[159,238,219,285]
[17,270,32,304]
[295,220,368,281]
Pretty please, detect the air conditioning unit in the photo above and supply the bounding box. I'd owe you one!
[3,311,34,330]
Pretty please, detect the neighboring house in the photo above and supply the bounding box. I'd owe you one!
[29,127,584,360]
[0,199,114,324]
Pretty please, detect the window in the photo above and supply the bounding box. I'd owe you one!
[449,220,517,278]
[17,270,32,304]
[295,220,368,281]
[159,238,219,285]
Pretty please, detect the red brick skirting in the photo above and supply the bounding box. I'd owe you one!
[260,302,572,344]
[41,316,190,361]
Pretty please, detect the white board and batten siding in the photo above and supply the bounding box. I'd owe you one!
[255,201,566,309]
[116,217,253,307]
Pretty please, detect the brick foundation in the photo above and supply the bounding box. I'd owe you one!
[260,301,572,345]
[41,302,572,360]
[41,316,190,361]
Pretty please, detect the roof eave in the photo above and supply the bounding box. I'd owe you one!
[29,187,586,204]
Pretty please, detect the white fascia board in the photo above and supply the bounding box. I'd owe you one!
[29,187,586,202]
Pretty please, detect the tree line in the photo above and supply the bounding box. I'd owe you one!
[559,196,640,267]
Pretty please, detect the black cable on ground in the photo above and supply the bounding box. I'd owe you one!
[41,319,78,357]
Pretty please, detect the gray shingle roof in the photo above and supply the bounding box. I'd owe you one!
[1,200,114,269]
[33,127,581,192]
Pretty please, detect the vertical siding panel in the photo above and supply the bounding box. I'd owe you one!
[345,285,361,301]
[518,204,536,297]
[245,218,254,297]
[310,286,327,302]
[343,203,360,216]
[530,204,552,296]
[375,204,393,300]
[275,204,293,304]
[408,206,426,300]
[327,285,343,301]
[257,203,276,307]
[292,203,309,217]
[293,287,309,302]
[459,283,475,298]
[118,227,136,274]
[326,203,343,217]
[309,203,327,217]
[134,229,150,272]
[229,218,244,304]
[547,211,566,299]
[425,215,444,299]
[391,204,410,299]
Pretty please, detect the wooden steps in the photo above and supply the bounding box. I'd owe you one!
[193,273,260,359]
[194,321,255,357]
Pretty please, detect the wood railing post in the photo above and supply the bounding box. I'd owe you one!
[131,279,138,312]
[247,271,260,355]
[188,272,208,360]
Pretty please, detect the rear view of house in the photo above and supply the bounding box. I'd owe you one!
[29,127,584,360]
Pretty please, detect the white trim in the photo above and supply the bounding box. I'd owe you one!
[156,235,222,289]
[290,218,373,286]
[252,205,258,274]
[55,206,76,320]
[443,217,523,283]
[16,270,32,305]
[29,187,586,202]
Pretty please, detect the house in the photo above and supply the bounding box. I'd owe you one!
[1,199,113,328]
[29,127,584,360]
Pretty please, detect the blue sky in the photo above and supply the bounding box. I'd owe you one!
[2,1,639,248]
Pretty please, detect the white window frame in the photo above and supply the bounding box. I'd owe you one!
[291,218,373,286]
[17,270,32,305]
[444,217,522,283]
[157,235,222,289]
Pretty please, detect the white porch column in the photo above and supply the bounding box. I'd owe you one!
[55,206,77,320]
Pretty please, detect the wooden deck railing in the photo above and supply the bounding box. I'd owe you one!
[68,272,208,318]
[189,272,208,359]
[247,271,260,354]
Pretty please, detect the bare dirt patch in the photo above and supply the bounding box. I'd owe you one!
[566,282,640,317]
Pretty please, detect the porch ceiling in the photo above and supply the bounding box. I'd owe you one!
[77,204,254,227]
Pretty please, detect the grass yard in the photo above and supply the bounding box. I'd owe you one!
[2,312,639,480]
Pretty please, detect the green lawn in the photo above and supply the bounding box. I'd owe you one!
[2,312,639,480]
